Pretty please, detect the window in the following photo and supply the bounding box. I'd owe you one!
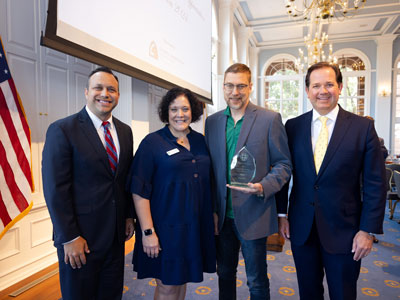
[393,60,400,154]
[264,58,302,122]
[337,55,366,116]
[232,32,238,63]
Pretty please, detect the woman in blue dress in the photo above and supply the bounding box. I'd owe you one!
[127,87,216,300]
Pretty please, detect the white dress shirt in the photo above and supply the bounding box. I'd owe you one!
[311,104,339,154]
[85,105,120,158]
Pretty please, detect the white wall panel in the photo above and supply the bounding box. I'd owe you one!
[44,64,69,124]
[6,0,37,53]
[0,208,57,290]
[73,57,91,68]
[74,72,88,111]
[0,227,20,260]
[45,47,68,62]
[7,54,39,140]
[30,216,52,248]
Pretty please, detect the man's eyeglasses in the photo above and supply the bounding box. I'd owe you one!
[223,83,248,92]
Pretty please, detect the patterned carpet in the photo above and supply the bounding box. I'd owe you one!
[122,208,400,299]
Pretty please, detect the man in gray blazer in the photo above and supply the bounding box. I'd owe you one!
[205,63,292,300]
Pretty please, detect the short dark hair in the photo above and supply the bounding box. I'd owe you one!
[224,63,252,83]
[158,87,203,123]
[305,62,342,88]
[87,66,119,89]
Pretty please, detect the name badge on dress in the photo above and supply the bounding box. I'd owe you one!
[167,148,180,156]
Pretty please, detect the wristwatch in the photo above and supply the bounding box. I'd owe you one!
[142,227,154,236]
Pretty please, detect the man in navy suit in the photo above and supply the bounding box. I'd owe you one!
[42,67,134,300]
[277,62,386,300]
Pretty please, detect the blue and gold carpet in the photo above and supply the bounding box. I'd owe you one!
[122,210,400,299]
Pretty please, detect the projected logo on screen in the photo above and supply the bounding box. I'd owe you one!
[149,41,159,60]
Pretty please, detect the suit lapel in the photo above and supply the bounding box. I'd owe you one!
[301,111,316,176]
[235,101,257,152]
[216,112,228,170]
[114,117,127,177]
[317,106,352,177]
[78,108,113,176]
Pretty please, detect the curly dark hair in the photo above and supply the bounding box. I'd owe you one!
[158,87,203,123]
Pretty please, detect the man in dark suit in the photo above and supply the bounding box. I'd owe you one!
[276,62,386,300]
[205,63,292,300]
[42,67,134,300]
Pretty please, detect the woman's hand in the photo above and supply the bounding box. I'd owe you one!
[142,232,161,258]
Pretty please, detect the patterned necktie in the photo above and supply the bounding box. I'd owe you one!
[102,121,117,174]
[314,116,329,174]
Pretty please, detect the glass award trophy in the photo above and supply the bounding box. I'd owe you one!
[230,146,256,187]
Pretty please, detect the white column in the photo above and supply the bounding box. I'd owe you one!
[218,0,235,74]
[237,26,251,64]
[208,0,236,113]
[375,35,396,146]
[249,46,259,104]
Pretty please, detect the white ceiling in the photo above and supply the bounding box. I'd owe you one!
[234,0,400,49]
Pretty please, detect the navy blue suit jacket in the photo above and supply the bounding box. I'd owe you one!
[276,106,386,254]
[42,107,134,251]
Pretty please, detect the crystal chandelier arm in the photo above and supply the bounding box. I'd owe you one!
[286,0,367,21]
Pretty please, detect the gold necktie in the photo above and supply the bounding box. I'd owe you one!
[314,116,329,174]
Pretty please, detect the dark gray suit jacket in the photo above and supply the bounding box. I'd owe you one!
[205,101,292,240]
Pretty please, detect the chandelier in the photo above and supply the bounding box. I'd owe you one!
[285,0,366,21]
[295,29,337,72]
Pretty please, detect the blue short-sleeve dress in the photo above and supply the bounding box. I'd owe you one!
[127,125,216,285]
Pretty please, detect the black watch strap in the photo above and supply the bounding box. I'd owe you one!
[142,227,154,236]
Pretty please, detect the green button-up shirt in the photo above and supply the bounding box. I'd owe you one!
[225,107,243,219]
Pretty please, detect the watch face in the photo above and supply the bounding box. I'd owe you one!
[144,228,153,236]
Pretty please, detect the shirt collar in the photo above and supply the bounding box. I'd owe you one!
[85,105,114,130]
[312,104,339,123]
[162,124,193,142]
[223,106,231,117]
[223,106,245,122]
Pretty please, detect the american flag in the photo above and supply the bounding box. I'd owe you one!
[0,37,33,239]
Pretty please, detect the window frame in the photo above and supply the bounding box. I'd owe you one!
[391,56,400,155]
[261,54,304,123]
[339,69,369,116]
[332,49,371,116]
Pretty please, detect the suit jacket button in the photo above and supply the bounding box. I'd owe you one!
[314,185,319,190]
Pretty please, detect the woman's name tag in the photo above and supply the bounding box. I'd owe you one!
[167,148,180,156]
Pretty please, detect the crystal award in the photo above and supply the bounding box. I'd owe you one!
[230,146,256,187]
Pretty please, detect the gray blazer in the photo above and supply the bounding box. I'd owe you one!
[205,101,292,240]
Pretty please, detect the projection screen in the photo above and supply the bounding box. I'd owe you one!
[41,0,212,103]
